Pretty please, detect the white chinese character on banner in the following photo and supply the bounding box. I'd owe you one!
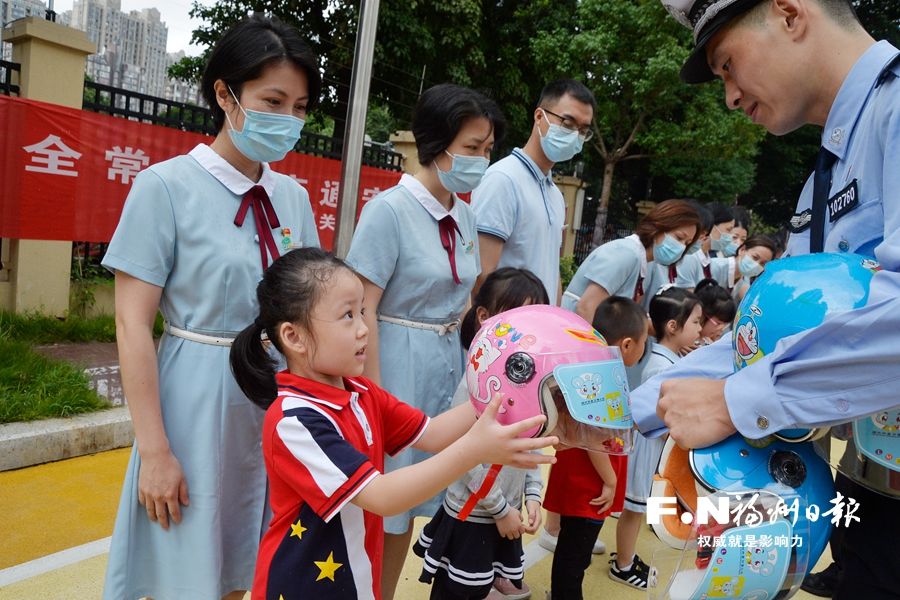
[362,187,382,205]
[318,213,336,231]
[105,146,150,184]
[320,180,340,207]
[288,174,309,187]
[22,134,81,177]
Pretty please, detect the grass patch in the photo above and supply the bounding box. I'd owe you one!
[0,335,110,424]
[0,311,164,344]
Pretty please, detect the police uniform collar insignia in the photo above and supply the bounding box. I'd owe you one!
[789,209,812,233]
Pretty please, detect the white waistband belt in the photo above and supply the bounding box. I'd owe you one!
[377,315,460,336]
[165,323,236,347]
[563,290,581,303]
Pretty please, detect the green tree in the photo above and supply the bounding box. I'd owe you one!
[531,0,763,241]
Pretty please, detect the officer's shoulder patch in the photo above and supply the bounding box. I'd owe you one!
[828,179,859,223]
[789,209,812,233]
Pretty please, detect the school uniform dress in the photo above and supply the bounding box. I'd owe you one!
[674,250,714,288]
[562,234,648,311]
[630,41,900,599]
[101,144,319,600]
[346,174,479,534]
[412,379,540,598]
[708,256,736,293]
[472,148,565,303]
[253,373,428,600]
[624,342,679,514]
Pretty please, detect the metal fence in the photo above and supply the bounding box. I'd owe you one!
[573,195,634,263]
[0,59,20,97]
[81,80,404,170]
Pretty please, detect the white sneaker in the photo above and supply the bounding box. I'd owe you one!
[537,528,605,554]
[538,528,557,552]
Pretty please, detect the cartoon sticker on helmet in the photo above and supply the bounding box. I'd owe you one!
[709,575,744,597]
[572,373,602,401]
[872,410,900,432]
[564,328,607,345]
[734,315,761,367]
[745,547,779,576]
[861,258,881,273]
[466,333,503,408]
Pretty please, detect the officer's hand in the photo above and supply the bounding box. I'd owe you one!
[657,378,737,449]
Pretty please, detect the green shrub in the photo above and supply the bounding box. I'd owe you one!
[0,335,109,423]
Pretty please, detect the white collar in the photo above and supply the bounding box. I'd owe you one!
[626,234,649,278]
[727,256,737,286]
[188,144,278,198]
[399,173,462,224]
[698,249,711,267]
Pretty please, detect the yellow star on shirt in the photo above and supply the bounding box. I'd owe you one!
[314,551,343,582]
[289,519,307,540]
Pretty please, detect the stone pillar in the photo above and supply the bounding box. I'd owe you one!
[553,174,587,259]
[1,17,95,315]
[389,130,420,175]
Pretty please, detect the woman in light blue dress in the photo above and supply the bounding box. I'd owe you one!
[562,200,701,324]
[101,16,320,600]
[346,84,506,600]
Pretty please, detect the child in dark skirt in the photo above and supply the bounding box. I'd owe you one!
[414,268,550,600]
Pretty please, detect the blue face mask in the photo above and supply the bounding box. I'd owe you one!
[723,240,741,257]
[653,234,686,266]
[739,254,764,278]
[435,151,490,193]
[710,227,733,253]
[226,87,305,163]
[686,240,702,255]
[539,111,585,163]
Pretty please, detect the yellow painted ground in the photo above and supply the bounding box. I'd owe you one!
[0,450,828,599]
[0,448,130,569]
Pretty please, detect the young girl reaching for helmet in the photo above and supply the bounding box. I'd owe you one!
[413,268,549,600]
[228,249,557,600]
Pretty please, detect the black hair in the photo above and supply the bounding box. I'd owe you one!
[740,0,859,29]
[649,287,701,342]
[537,79,597,112]
[202,14,321,132]
[687,200,714,236]
[592,296,647,346]
[740,234,778,257]
[413,84,506,166]
[230,248,349,409]
[695,278,737,325]
[460,267,549,349]
[732,205,752,232]
[706,202,735,227]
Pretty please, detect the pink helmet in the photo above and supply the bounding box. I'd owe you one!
[465,305,634,454]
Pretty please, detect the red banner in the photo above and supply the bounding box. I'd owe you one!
[0,95,401,249]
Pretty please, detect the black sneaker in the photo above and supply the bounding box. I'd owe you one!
[801,562,841,597]
[608,553,649,589]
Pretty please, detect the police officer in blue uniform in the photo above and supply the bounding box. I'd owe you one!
[632,1,900,598]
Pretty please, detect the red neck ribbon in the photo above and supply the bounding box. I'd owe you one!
[234,185,281,271]
[439,215,462,285]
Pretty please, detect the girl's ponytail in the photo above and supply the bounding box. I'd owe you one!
[230,320,278,409]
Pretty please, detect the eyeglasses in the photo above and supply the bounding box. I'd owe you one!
[541,108,594,142]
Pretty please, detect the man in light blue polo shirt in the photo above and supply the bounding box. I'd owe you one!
[472,79,595,304]
[635,1,900,597]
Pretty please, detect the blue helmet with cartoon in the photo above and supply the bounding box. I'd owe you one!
[650,254,878,600]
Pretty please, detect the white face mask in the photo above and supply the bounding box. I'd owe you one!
[739,254,764,278]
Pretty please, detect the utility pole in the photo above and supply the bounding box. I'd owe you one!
[333,0,379,258]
